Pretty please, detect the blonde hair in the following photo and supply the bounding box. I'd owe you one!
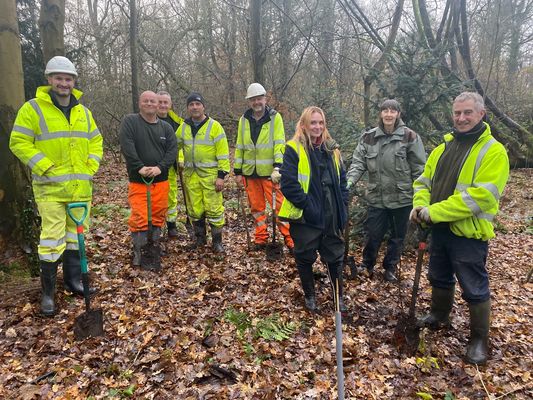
[292,106,341,159]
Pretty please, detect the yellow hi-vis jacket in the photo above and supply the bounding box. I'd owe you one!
[413,123,509,241]
[278,140,341,220]
[234,110,285,176]
[177,117,230,178]
[168,110,185,164]
[9,86,103,202]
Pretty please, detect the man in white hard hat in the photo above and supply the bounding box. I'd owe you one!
[10,56,103,316]
[234,83,294,252]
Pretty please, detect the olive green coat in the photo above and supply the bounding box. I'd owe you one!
[347,122,426,209]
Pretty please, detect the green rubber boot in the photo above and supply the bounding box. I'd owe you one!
[417,286,455,329]
[465,300,490,365]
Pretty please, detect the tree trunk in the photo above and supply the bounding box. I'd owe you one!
[0,0,39,263]
[87,0,111,80]
[277,0,292,101]
[129,0,139,112]
[249,0,265,83]
[39,0,65,61]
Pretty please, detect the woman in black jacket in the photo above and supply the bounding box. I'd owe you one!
[279,107,349,312]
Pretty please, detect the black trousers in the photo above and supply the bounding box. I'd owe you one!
[428,227,490,304]
[362,205,411,270]
[290,222,345,297]
[290,223,344,266]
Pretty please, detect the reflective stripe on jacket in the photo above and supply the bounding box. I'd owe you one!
[177,118,230,177]
[278,140,340,220]
[9,86,103,201]
[234,110,285,176]
[413,123,509,241]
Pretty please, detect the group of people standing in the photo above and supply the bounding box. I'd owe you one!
[10,56,509,366]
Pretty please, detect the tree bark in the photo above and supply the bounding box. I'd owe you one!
[129,0,139,112]
[87,0,111,80]
[39,0,65,61]
[0,0,38,260]
[249,0,265,83]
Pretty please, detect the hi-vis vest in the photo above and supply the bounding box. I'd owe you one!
[9,86,103,202]
[413,123,509,241]
[178,118,230,178]
[234,110,285,176]
[168,110,185,164]
[278,140,341,220]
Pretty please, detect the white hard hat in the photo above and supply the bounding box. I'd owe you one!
[245,83,266,99]
[44,56,78,77]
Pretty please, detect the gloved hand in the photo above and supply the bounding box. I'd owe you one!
[346,181,353,190]
[410,206,431,224]
[419,207,431,223]
[271,167,281,184]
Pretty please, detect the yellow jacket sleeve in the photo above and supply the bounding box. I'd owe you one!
[10,102,54,176]
[273,113,285,165]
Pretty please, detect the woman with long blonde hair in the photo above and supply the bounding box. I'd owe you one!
[279,107,349,312]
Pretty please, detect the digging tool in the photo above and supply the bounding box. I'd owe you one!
[177,165,194,239]
[265,183,284,261]
[343,191,358,279]
[67,202,104,340]
[393,227,430,354]
[141,177,161,271]
[334,278,345,400]
[237,182,252,251]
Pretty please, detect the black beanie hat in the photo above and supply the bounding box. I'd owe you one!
[187,92,205,106]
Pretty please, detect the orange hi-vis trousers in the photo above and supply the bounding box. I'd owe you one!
[244,177,293,248]
[128,181,169,232]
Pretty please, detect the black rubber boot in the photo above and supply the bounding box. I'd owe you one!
[40,261,58,316]
[132,231,148,266]
[63,249,96,295]
[384,268,398,282]
[167,221,178,238]
[190,219,207,248]
[211,225,224,253]
[417,286,455,329]
[465,300,490,365]
[297,263,318,312]
[328,262,347,312]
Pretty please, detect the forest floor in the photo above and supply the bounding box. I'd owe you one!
[0,155,531,400]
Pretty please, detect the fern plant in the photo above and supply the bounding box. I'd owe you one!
[253,314,297,341]
[223,308,251,337]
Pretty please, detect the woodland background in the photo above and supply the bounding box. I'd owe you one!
[0,1,532,398]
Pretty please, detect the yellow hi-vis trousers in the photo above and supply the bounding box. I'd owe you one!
[36,201,91,262]
[167,166,178,223]
[184,170,224,228]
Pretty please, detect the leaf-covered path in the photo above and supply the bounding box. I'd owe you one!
[1,159,532,399]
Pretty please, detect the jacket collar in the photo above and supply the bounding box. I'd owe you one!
[444,122,491,142]
[373,120,406,139]
[36,85,83,104]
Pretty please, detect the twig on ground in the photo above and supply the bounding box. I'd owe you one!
[476,364,494,400]
[493,381,533,400]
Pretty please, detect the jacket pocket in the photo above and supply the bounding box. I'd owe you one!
[302,197,321,225]
[397,182,413,203]
[394,147,409,172]
[365,152,378,173]
[365,182,379,203]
